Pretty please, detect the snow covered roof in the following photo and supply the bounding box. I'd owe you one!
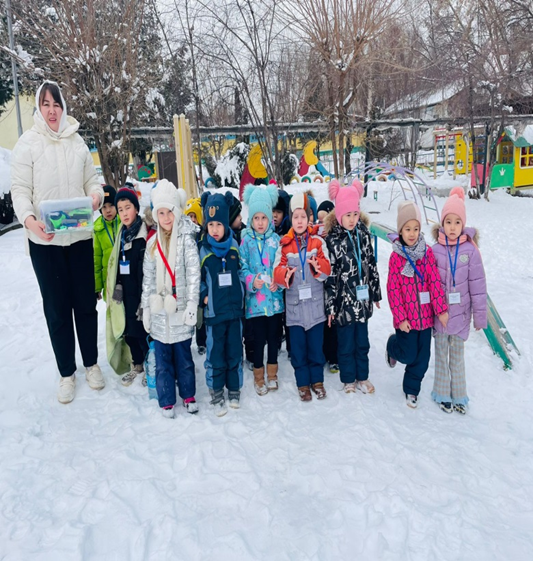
[504,124,533,147]
[384,82,463,116]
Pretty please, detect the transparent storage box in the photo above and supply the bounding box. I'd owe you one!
[40,197,94,234]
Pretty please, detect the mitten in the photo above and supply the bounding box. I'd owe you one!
[112,283,123,304]
[143,307,151,333]
[184,301,197,326]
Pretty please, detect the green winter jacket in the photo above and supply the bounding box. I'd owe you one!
[94,214,121,296]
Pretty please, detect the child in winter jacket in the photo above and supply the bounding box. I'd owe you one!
[325,180,382,394]
[185,197,203,227]
[241,183,284,395]
[431,187,487,414]
[200,191,245,416]
[386,200,448,409]
[141,180,201,418]
[94,185,121,300]
[107,187,148,385]
[274,192,331,402]
[273,189,291,237]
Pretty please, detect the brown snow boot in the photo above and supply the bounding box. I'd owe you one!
[266,363,279,391]
[253,366,268,396]
[298,386,312,402]
[311,382,327,400]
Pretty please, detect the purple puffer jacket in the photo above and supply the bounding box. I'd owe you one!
[431,225,487,340]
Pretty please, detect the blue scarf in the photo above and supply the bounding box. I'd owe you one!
[207,233,233,258]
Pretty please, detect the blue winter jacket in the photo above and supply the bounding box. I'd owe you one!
[240,225,284,319]
[199,237,245,326]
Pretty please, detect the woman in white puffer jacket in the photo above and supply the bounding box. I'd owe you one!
[11,80,105,404]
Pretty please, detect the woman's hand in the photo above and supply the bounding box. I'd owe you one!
[399,320,411,333]
[91,193,101,211]
[25,216,55,242]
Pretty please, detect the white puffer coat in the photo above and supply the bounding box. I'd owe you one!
[11,105,103,246]
[141,216,200,344]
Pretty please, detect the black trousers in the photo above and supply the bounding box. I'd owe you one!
[249,314,282,369]
[125,335,149,367]
[29,239,98,377]
[323,321,338,364]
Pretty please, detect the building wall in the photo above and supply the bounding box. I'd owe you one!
[0,96,35,150]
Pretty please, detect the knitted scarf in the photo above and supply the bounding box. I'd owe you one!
[151,218,179,315]
[392,232,427,277]
[207,233,233,258]
[123,216,143,244]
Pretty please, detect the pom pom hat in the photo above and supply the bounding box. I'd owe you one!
[441,186,466,226]
[115,187,140,212]
[243,183,279,223]
[396,200,421,233]
[151,179,186,215]
[328,178,364,223]
[289,191,312,221]
[201,190,234,234]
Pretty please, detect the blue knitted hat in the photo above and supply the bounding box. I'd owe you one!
[243,183,279,223]
[201,190,234,233]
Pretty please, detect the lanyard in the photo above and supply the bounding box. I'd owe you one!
[157,240,176,298]
[103,218,117,246]
[253,233,266,268]
[120,229,127,262]
[402,248,425,284]
[346,229,363,284]
[445,236,459,288]
[295,232,308,281]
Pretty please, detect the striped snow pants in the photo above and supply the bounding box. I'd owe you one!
[431,333,469,406]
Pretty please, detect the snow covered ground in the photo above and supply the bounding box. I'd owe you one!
[0,147,11,196]
[1,180,533,560]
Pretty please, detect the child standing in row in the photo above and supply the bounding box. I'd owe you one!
[386,201,448,408]
[200,191,245,416]
[107,187,149,385]
[141,180,200,418]
[274,192,331,402]
[325,180,382,393]
[240,184,284,395]
[431,187,487,414]
[94,185,120,301]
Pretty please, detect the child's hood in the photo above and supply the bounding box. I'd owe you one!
[323,209,370,236]
[431,223,480,246]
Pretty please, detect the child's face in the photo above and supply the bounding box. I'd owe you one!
[157,208,175,232]
[208,221,225,241]
[252,212,269,234]
[341,210,359,231]
[400,219,421,246]
[272,210,284,227]
[117,199,138,228]
[231,214,242,230]
[187,212,198,225]
[317,210,328,223]
[102,202,117,222]
[443,213,463,241]
[292,209,309,235]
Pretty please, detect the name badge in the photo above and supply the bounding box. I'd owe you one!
[120,260,130,275]
[356,284,370,301]
[260,274,272,284]
[419,291,430,305]
[449,291,461,305]
[298,284,312,301]
[123,242,132,251]
[218,272,233,287]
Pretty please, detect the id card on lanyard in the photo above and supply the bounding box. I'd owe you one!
[446,237,461,305]
[120,230,130,275]
[218,257,232,287]
[403,249,429,305]
[295,233,310,300]
[347,229,369,301]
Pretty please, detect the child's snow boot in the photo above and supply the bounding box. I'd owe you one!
[121,364,143,387]
[197,346,206,355]
[356,380,375,394]
[453,403,466,415]
[312,382,327,400]
[253,366,268,396]
[183,397,199,414]
[162,405,175,419]
[439,402,453,414]
[405,394,418,408]
[228,390,241,409]
[58,374,76,404]
[344,382,356,393]
[329,363,339,374]
[211,389,227,417]
[298,386,312,402]
[266,363,279,391]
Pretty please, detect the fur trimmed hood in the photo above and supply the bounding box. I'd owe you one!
[323,209,370,235]
[431,223,479,246]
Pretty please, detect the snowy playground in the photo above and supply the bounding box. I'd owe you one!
[1,175,533,560]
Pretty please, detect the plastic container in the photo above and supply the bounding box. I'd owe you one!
[40,197,94,234]
[144,339,158,400]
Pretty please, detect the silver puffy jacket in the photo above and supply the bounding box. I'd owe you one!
[141,216,200,344]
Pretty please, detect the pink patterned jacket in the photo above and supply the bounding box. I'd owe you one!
[387,245,448,331]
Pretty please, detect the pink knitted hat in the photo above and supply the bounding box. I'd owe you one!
[328,179,364,223]
[441,186,466,226]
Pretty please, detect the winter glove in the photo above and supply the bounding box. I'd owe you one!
[112,283,123,304]
[184,301,197,327]
[143,307,151,333]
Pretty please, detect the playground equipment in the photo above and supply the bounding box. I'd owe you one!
[369,221,520,370]
[173,114,198,199]
[298,141,332,178]
[239,144,268,199]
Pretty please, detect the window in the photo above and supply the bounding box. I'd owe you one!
[520,146,533,168]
